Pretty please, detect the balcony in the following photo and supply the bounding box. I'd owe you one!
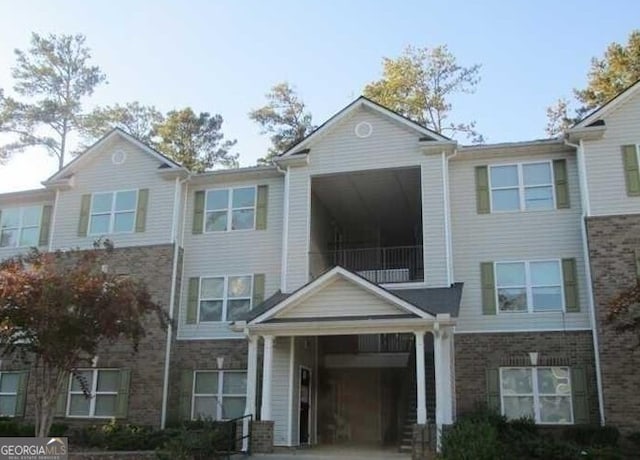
[310,245,423,283]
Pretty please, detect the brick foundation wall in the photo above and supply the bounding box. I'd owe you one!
[455,331,599,424]
[411,423,436,460]
[587,214,640,432]
[251,420,274,453]
[1,244,178,429]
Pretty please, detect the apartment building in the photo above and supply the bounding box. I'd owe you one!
[1,81,640,454]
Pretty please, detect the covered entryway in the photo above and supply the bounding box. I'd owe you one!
[232,266,462,454]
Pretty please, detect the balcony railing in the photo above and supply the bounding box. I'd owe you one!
[310,245,423,283]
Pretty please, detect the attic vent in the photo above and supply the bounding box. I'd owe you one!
[112,150,127,165]
[355,121,373,138]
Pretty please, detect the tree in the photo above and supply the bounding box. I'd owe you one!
[249,82,315,164]
[153,108,238,172]
[0,33,106,170]
[363,45,483,142]
[81,102,164,144]
[0,241,166,437]
[546,30,640,136]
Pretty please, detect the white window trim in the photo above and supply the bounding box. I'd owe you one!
[499,366,574,425]
[0,206,42,248]
[494,259,565,314]
[191,370,247,421]
[0,371,19,417]
[65,369,119,419]
[198,274,254,323]
[488,160,556,213]
[203,186,257,233]
[88,190,138,236]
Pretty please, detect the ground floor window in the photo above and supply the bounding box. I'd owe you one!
[67,369,122,418]
[500,367,573,424]
[192,370,247,420]
[0,372,21,416]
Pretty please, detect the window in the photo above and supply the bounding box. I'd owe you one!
[67,369,120,418]
[205,187,256,232]
[495,260,563,313]
[199,275,253,322]
[192,371,246,420]
[500,367,573,424]
[89,190,137,235]
[0,206,41,248]
[0,372,20,416]
[490,162,554,212]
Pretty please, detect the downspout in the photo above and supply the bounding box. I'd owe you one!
[278,165,290,293]
[565,137,605,426]
[443,148,458,285]
[161,173,191,429]
[48,189,60,251]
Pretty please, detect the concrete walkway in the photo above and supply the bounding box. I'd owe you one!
[248,445,411,459]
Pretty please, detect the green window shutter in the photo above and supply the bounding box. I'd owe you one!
[635,248,640,281]
[571,366,590,424]
[486,368,501,413]
[115,369,131,418]
[179,370,194,420]
[553,159,570,209]
[622,145,640,196]
[255,185,269,230]
[54,373,70,417]
[14,371,29,417]
[475,166,490,214]
[192,191,205,234]
[78,194,92,237]
[38,205,53,247]
[481,262,496,315]
[135,189,149,233]
[253,274,265,308]
[562,258,580,313]
[186,277,200,324]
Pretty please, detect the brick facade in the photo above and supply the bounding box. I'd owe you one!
[454,331,599,424]
[1,244,178,428]
[250,420,274,453]
[587,214,640,432]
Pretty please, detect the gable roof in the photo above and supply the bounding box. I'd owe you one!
[43,128,186,185]
[572,78,640,129]
[239,266,463,325]
[278,96,453,157]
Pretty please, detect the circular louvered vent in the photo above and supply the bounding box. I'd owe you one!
[355,121,373,138]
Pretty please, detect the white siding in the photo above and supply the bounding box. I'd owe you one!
[0,194,55,260]
[285,106,450,291]
[52,135,176,250]
[272,337,292,446]
[450,151,591,332]
[583,91,640,216]
[177,176,284,339]
[277,277,406,319]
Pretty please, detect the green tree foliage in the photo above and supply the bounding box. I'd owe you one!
[363,45,483,142]
[249,82,315,164]
[546,30,640,136]
[0,241,166,437]
[0,33,106,169]
[82,102,164,144]
[153,108,238,172]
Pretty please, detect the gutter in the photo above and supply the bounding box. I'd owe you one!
[160,173,191,429]
[564,137,605,426]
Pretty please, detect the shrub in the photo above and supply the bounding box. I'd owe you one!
[156,424,228,460]
[0,418,67,437]
[440,417,503,460]
[563,425,620,448]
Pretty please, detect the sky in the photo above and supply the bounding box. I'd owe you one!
[0,0,638,193]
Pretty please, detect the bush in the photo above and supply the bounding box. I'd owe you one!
[156,424,228,460]
[0,418,67,437]
[440,417,503,460]
[563,425,620,448]
[71,419,172,451]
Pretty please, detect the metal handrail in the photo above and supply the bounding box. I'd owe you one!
[218,413,253,458]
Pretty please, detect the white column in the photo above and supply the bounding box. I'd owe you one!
[243,335,259,452]
[415,330,427,424]
[260,335,274,420]
[434,328,454,427]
